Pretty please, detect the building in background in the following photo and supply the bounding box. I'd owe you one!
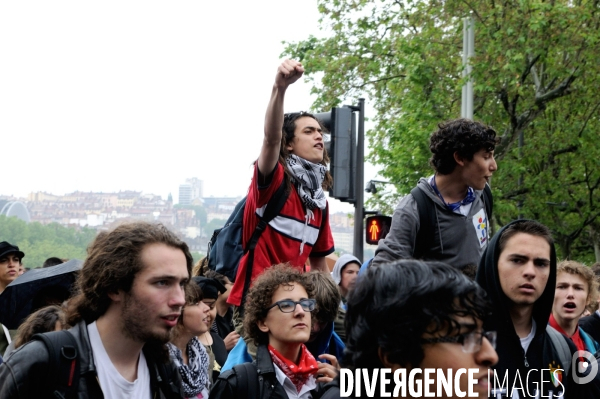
[178,177,204,205]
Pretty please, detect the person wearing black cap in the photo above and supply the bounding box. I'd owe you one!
[195,276,228,383]
[0,241,24,294]
[0,241,24,356]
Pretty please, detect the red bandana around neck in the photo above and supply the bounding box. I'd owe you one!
[268,344,318,393]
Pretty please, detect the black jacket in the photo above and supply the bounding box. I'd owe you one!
[210,343,302,399]
[476,221,585,399]
[579,312,600,345]
[0,320,184,398]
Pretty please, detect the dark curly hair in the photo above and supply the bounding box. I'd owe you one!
[66,222,193,325]
[243,264,314,346]
[14,305,66,349]
[280,112,333,190]
[343,260,491,372]
[429,119,499,175]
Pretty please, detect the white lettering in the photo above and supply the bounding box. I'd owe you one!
[511,370,525,398]
[409,368,423,397]
[363,369,378,397]
[526,368,538,397]
[454,369,466,397]
[423,369,435,397]
[380,368,391,397]
[468,368,478,397]
[438,368,453,397]
[340,369,353,397]
[393,369,406,398]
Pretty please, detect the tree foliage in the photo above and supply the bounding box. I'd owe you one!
[0,216,97,268]
[284,0,600,262]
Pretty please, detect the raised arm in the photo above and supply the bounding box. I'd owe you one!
[257,59,304,179]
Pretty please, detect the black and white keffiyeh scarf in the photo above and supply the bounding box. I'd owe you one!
[286,154,327,211]
[286,154,328,255]
[168,337,210,398]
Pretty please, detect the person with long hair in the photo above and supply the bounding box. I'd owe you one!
[169,278,212,398]
[3,305,66,358]
[0,222,189,398]
[227,60,335,331]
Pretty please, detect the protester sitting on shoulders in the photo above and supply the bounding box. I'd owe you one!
[211,265,335,399]
[4,305,66,359]
[228,59,335,333]
[319,260,498,399]
[168,279,212,399]
[550,260,600,354]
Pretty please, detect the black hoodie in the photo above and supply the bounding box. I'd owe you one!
[476,220,585,399]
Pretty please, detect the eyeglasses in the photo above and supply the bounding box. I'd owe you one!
[421,330,497,354]
[266,299,316,313]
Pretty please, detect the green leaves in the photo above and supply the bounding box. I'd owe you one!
[0,216,96,269]
[284,0,600,260]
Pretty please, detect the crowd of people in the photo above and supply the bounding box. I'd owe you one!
[0,59,599,399]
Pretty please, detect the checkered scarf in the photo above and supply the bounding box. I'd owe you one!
[286,154,327,210]
[168,337,210,397]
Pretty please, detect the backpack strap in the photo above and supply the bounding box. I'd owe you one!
[546,325,572,377]
[233,362,260,398]
[483,183,493,220]
[33,330,80,398]
[241,179,290,304]
[411,186,434,260]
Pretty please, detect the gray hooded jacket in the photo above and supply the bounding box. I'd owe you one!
[372,177,491,269]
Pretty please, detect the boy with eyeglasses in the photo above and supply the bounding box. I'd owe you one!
[211,264,336,399]
[477,220,587,398]
[317,259,498,399]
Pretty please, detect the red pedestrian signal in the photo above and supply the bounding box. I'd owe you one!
[365,216,392,245]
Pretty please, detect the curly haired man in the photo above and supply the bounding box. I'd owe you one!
[372,119,498,270]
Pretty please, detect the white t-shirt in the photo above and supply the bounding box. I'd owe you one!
[511,320,537,399]
[87,322,152,399]
[519,319,537,354]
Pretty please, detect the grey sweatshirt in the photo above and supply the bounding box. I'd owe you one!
[372,178,491,269]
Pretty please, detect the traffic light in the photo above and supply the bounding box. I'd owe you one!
[315,107,356,203]
[365,215,392,245]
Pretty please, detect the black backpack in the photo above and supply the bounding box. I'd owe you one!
[32,330,80,398]
[207,179,289,300]
[410,184,493,259]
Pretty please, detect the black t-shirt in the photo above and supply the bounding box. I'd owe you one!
[214,308,235,343]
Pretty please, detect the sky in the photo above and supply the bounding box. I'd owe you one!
[0,1,377,213]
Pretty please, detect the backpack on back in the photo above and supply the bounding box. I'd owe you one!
[411,184,493,260]
[32,329,80,398]
[207,179,288,296]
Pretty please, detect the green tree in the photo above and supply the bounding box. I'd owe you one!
[284,0,600,261]
[0,216,97,268]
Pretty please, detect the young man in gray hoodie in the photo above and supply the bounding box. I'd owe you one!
[372,119,498,270]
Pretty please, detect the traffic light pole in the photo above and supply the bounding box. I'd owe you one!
[352,98,365,261]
